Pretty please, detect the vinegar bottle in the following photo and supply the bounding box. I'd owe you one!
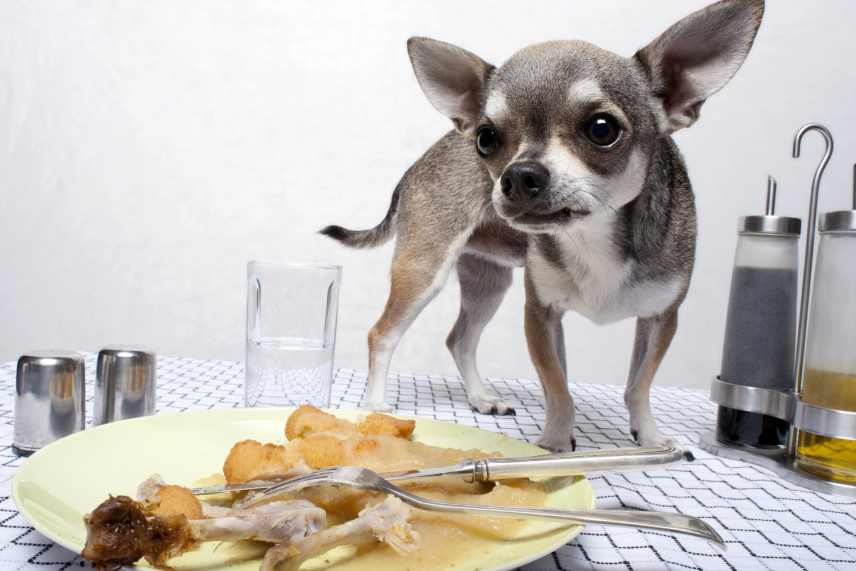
[795,210,856,483]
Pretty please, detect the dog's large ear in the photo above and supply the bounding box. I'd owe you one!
[407,37,494,132]
[635,0,764,134]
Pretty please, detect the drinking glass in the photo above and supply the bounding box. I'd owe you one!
[245,261,341,408]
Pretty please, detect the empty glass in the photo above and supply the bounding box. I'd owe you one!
[245,262,341,408]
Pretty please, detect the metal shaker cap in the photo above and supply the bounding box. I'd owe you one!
[819,211,856,234]
[738,176,801,236]
[817,165,856,233]
[14,350,85,456]
[95,346,156,424]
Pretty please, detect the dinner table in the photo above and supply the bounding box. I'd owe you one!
[1,354,854,570]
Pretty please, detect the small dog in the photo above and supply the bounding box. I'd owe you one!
[323,0,764,451]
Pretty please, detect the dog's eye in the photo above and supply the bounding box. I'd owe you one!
[475,125,500,157]
[584,114,622,147]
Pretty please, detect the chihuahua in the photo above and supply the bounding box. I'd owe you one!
[323,0,764,451]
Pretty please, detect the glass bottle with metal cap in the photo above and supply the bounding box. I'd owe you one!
[795,166,856,484]
[714,177,801,449]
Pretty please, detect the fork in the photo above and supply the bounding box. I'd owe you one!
[236,466,725,547]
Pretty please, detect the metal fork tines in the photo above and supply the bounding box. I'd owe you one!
[237,466,724,547]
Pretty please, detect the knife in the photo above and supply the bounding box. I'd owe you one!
[191,445,692,496]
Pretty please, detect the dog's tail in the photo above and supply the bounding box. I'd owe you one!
[320,184,400,249]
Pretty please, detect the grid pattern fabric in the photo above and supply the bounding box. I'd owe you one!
[0,355,854,570]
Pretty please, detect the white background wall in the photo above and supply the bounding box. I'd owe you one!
[2,1,855,391]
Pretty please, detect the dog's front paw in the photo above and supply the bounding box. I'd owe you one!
[629,411,674,447]
[536,434,577,453]
[468,395,516,416]
[630,427,674,448]
[362,399,394,413]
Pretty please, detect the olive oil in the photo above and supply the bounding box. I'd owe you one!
[796,369,856,484]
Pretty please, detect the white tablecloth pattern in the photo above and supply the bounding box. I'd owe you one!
[1,355,854,570]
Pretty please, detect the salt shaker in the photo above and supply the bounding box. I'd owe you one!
[94,346,156,424]
[13,350,85,455]
[713,177,801,449]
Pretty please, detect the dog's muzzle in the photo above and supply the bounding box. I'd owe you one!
[496,161,591,228]
[500,161,550,202]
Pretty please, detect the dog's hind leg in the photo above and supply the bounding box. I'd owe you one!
[364,234,471,411]
[624,309,678,447]
[447,254,514,415]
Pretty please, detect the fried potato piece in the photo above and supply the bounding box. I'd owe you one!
[225,429,494,486]
[151,485,203,520]
[228,408,494,494]
[297,434,347,468]
[223,439,302,484]
[295,433,490,472]
[284,405,415,440]
[357,413,415,439]
[285,405,354,440]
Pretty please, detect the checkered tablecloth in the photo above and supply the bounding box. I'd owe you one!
[1,355,854,571]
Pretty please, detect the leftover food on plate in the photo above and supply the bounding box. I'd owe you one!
[81,406,552,571]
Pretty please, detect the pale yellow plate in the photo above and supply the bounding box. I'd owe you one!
[13,407,593,571]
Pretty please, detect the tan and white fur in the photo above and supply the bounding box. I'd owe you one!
[323,0,765,451]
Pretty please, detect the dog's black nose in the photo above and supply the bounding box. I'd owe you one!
[501,161,550,200]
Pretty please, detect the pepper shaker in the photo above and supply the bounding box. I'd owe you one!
[713,177,801,449]
[94,346,156,424]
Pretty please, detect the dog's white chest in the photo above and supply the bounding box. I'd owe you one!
[529,222,682,324]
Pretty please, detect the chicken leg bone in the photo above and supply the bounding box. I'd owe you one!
[261,496,419,571]
[82,495,325,569]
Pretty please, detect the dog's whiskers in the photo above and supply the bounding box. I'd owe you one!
[566,184,617,214]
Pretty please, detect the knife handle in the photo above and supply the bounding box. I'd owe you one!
[470,445,692,482]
